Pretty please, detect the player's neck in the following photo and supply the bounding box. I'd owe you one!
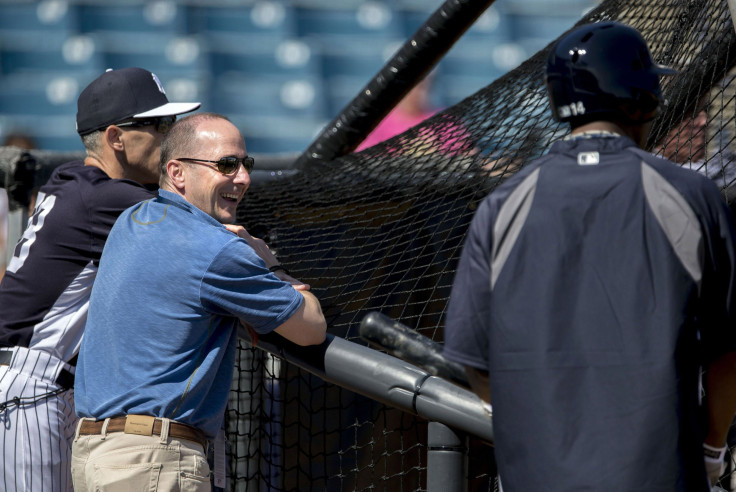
[570,120,648,148]
[570,121,624,137]
[84,154,122,179]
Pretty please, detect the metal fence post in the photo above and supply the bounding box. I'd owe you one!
[427,421,468,492]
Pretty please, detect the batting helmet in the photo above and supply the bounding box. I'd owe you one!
[545,22,676,125]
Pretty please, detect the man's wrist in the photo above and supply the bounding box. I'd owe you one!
[704,442,727,461]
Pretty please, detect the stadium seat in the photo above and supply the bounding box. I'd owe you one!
[497,0,597,14]
[399,3,511,43]
[186,2,297,44]
[510,12,583,54]
[439,38,525,86]
[0,73,84,116]
[0,34,104,78]
[0,0,78,46]
[435,74,493,108]
[295,3,403,42]
[500,0,595,53]
[211,72,327,120]
[93,32,207,76]
[208,37,321,81]
[0,72,84,151]
[320,38,397,81]
[77,0,187,35]
[0,114,83,152]
[230,114,323,155]
[323,75,369,117]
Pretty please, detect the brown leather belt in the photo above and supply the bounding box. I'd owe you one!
[78,416,207,450]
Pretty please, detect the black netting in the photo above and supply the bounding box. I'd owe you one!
[232,0,736,490]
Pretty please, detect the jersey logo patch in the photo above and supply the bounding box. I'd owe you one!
[578,152,600,165]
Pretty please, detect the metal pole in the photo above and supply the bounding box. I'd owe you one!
[242,330,494,444]
[427,421,468,492]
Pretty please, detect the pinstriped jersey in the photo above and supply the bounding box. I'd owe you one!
[443,135,736,491]
[0,161,155,365]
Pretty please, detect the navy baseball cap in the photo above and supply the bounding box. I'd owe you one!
[76,67,201,135]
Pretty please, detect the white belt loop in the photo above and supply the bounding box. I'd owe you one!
[100,417,110,440]
[159,418,170,444]
[74,417,89,442]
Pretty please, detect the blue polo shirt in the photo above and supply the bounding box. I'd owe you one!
[75,190,303,438]
[443,135,736,491]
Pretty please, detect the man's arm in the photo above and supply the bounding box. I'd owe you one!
[705,351,736,447]
[273,290,327,346]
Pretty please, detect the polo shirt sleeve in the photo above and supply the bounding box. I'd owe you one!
[442,197,495,371]
[200,237,304,334]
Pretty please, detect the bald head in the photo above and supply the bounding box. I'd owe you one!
[159,113,233,186]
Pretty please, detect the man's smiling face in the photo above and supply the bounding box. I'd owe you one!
[181,118,250,224]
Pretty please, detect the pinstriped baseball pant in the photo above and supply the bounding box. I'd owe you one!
[0,347,77,492]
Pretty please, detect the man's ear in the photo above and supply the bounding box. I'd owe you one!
[167,159,187,191]
[104,125,125,151]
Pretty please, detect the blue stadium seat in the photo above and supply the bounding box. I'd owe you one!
[231,115,323,155]
[497,0,597,13]
[208,37,322,81]
[186,2,297,44]
[93,32,207,77]
[77,0,187,35]
[0,73,84,116]
[438,38,525,86]
[0,71,85,152]
[399,3,511,43]
[324,75,367,117]
[0,0,78,46]
[319,37,404,116]
[211,73,327,120]
[435,74,493,108]
[510,12,584,54]
[320,37,399,83]
[0,34,104,78]
[0,114,83,152]
[295,3,403,42]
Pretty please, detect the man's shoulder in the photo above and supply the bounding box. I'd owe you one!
[47,162,155,208]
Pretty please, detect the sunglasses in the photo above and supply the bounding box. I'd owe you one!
[177,156,255,175]
[115,115,176,134]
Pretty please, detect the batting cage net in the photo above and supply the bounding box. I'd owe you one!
[226,0,736,490]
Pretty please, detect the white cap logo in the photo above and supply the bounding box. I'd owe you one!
[151,73,166,95]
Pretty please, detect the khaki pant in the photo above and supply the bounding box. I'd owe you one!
[71,417,211,492]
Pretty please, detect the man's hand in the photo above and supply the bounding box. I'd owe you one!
[225,224,310,290]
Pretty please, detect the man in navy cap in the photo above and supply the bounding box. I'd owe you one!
[0,67,200,492]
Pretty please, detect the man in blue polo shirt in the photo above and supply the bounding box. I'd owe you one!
[70,112,327,491]
[443,22,736,491]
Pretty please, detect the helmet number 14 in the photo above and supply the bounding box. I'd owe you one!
[559,101,586,119]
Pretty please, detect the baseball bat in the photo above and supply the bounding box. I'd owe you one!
[359,311,471,389]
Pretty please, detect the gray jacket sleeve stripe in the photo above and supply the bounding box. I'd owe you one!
[641,161,704,288]
[491,167,540,290]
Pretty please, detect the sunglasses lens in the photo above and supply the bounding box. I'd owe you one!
[218,157,239,174]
